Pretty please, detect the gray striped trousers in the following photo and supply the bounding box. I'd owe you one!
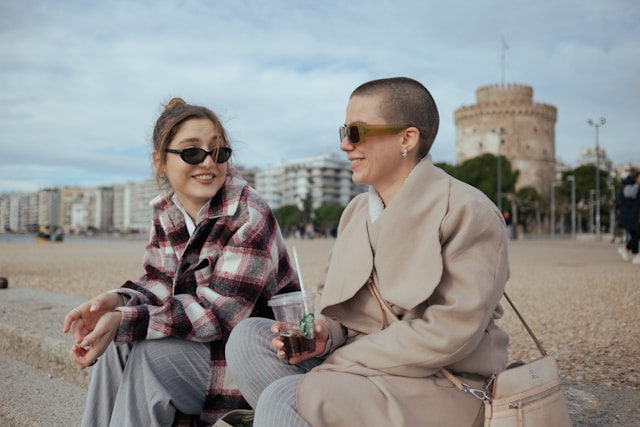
[226,317,322,427]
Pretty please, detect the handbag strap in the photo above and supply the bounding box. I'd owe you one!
[444,292,548,396]
[366,280,548,398]
[367,278,397,327]
[502,292,548,357]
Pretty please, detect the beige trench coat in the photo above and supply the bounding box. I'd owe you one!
[297,157,510,426]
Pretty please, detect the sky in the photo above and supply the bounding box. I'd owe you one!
[1,0,639,194]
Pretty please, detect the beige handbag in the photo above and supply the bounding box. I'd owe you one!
[368,282,572,427]
[441,293,572,426]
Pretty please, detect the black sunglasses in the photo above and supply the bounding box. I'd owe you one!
[165,146,232,165]
[339,123,410,145]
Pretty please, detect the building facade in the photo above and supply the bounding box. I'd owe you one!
[454,83,558,196]
[255,153,365,211]
[0,155,364,235]
[578,146,613,173]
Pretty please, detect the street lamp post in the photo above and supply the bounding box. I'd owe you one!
[589,189,596,234]
[496,128,506,212]
[567,175,576,240]
[550,181,560,238]
[588,117,606,240]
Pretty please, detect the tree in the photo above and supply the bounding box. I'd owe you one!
[274,205,302,232]
[514,186,542,234]
[560,165,617,233]
[437,154,519,211]
[314,204,344,236]
[300,190,313,225]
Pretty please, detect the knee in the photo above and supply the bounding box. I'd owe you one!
[226,318,257,361]
[226,317,273,371]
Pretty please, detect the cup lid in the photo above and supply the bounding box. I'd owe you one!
[268,291,314,307]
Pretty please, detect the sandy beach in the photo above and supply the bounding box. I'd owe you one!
[1,236,638,391]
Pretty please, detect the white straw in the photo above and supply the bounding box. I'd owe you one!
[292,246,306,293]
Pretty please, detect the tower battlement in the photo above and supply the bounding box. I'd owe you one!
[454,83,557,124]
[454,83,558,197]
[476,83,533,105]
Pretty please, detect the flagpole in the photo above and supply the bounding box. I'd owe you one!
[501,36,508,86]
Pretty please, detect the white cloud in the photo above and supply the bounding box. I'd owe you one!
[1,0,639,193]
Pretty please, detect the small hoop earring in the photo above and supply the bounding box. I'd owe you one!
[401,148,408,157]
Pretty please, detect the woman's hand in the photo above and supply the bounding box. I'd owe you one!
[69,311,121,369]
[271,320,329,364]
[63,292,123,337]
[63,292,124,368]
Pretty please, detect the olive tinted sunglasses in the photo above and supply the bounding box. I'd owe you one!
[165,146,232,164]
[339,123,410,145]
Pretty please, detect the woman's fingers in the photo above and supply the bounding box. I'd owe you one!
[62,306,84,333]
[63,293,123,334]
[68,309,122,369]
[282,321,329,364]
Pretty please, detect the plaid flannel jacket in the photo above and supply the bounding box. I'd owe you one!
[113,173,299,424]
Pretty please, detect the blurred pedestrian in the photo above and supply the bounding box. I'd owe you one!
[503,210,513,239]
[617,169,640,264]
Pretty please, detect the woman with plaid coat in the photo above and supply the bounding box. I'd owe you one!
[63,98,299,426]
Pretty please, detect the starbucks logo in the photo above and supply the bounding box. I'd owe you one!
[299,313,315,339]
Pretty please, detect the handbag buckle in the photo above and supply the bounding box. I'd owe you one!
[461,373,495,402]
[462,383,491,402]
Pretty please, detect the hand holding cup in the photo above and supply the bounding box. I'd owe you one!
[268,291,317,359]
[272,319,328,364]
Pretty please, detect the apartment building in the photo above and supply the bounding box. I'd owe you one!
[255,153,365,210]
[0,154,363,234]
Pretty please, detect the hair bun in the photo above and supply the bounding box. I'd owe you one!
[164,97,187,111]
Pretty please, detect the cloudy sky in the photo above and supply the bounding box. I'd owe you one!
[1,0,639,194]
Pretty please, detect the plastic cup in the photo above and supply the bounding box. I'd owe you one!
[268,291,316,357]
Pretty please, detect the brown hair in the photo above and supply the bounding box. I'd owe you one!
[351,77,439,162]
[152,97,232,191]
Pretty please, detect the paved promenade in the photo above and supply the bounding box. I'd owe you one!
[0,237,638,426]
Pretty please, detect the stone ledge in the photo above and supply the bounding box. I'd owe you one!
[0,286,87,387]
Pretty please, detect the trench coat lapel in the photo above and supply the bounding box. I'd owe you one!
[371,158,450,309]
[319,200,373,310]
[321,157,451,311]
